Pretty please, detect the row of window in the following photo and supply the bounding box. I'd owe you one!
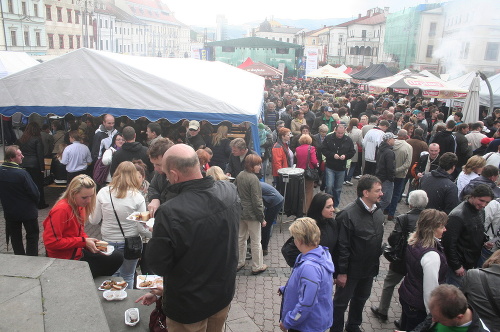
[10,30,42,47]
[47,34,81,49]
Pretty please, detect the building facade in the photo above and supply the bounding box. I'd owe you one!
[1,0,46,54]
[207,37,302,76]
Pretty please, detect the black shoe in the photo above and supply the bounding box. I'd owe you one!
[263,249,268,256]
[370,305,388,321]
[394,320,401,329]
[344,326,362,332]
[38,203,49,209]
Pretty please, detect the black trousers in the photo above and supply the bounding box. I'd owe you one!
[80,248,124,278]
[25,167,45,206]
[5,216,39,256]
[67,169,88,184]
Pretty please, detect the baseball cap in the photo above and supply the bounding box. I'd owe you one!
[481,137,494,145]
[382,132,397,141]
[188,120,200,131]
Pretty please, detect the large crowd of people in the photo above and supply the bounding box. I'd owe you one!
[1,79,500,331]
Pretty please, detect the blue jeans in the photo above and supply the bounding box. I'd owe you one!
[446,269,465,288]
[380,180,394,212]
[344,162,357,182]
[108,241,139,289]
[325,167,345,208]
[386,177,405,217]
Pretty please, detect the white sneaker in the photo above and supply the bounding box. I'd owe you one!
[354,175,361,179]
[345,181,354,186]
[343,181,347,185]
[334,207,341,213]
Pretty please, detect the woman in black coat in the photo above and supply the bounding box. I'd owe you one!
[16,122,47,209]
[307,192,340,277]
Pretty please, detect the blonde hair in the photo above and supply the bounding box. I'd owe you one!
[58,175,96,225]
[289,217,320,247]
[463,155,486,175]
[408,209,448,248]
[212,126,228,146]
[206,166,229,180]
[299,134,312,145]
[109,161,141,199]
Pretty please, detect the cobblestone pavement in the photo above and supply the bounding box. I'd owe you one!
[0,176,408,332]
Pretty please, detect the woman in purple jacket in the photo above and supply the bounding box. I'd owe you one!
[279,217,334,332]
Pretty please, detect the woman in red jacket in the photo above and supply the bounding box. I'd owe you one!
[296,134,319,213]
[272,127,293,184]
[43,175,123,277]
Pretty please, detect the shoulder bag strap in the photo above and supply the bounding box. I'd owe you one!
[306,146,312,170]
[478,269,500,316]
[109,189,126,238]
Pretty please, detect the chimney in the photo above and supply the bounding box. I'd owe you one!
[367,9,371,17]
[358,13,361,18]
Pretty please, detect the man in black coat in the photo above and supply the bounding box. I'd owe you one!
[225,138,261,178]
[0,145,40,256]
[375,132,396,212]
[331,175,385,332]
[420,152,459,214]
[443,184,494,287]
[432,120,457,155]
[321,123,356,212]
[110,126,153,177]
[147,144,240,330]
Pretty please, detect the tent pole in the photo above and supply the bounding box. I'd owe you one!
[1,116,5,158]
[479,71,494,116]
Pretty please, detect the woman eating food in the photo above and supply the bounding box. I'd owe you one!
[43,175,123,277]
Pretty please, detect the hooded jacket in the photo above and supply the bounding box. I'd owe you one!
[393,139,413,178]
[109,141,152,177]
[460,175,500,200]
[280,246,334,332]
[375,141,395,182]
[91,125,117,161]
[420,168,459,214]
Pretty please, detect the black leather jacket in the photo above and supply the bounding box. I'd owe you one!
[442,201,488,270]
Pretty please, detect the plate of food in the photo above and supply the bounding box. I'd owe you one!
[99,280,128,291]
[136,275,163,289]
[96,240,114,256]
[127,211,150,222]
[103,289,127,301]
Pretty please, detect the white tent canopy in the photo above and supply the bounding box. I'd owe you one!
[447,72,476,90]
[479,72,500,108]
[0,51,39,79]
[0,48,265,125]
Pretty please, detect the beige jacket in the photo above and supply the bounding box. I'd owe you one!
[393,139,413,178]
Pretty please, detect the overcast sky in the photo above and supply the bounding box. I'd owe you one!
[167,0,446,26]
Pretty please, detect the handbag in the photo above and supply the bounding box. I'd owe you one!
[93,156,110,185]
[303,146,319,181]
[383,215,409,263]
[281,236,301,267]
[109,190,143,260]
[149,297,168,331]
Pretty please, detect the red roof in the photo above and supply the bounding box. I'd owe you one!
[336,12,385,27]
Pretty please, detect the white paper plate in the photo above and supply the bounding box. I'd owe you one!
[103,289,127,301]
[99,245,114,256]
[136,274,163,289]
[126,212,141,221]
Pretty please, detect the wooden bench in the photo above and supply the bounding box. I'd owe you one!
[44,158,67,188]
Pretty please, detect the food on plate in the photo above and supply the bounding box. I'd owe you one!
[139,280,153,288]
[140,211,150,221]
[101,280,127,290]
[96,240,108,252]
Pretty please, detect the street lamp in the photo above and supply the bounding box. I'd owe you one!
[76,0,95,48]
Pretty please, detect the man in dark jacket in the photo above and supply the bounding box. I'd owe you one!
[443,184,494,287]
[0,145,39,256]
[375,132,396,212]
[460,165,500,200]
[321,122,355,212]
[331,175,385,332]
[420,152,459,214]
[371,190,427,323]
[225,138,261,178]
[147,144,240,330]
[110,126,153,177]
[455,123,473,172]
[432,120,456,155]
[312,106,336,134]
[412,284,489,332]
[91,114,117,161]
